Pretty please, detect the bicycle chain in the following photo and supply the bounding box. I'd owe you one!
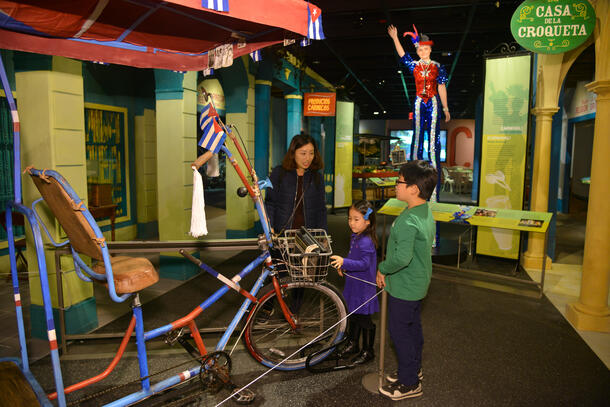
[66,353,206,406]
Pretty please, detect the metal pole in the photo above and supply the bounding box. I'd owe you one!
[539,231,548,298]
[361,290,387,393]
[362,213,389,393]
[56,250,67,355]
[457,233,462,269]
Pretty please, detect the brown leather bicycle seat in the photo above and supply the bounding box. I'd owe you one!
[31,174,104,260]
[29,169,159,294]
[93,256,158,294]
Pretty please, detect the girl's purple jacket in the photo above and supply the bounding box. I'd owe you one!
[341,233,380,315]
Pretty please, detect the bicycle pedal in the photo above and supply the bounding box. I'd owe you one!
[269,347,285,357]
[231,387,255,405]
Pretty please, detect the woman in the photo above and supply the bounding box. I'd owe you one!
[265,134,327,233]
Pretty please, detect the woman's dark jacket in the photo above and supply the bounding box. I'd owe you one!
[265,166,327,232]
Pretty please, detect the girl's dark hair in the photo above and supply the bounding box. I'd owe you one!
[350,199,377,248]
[399,160,438,200]
[282,134,324,171]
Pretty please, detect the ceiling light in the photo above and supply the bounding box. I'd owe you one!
[373,111,380,115]
[383,110,387,114]
[397,70,402,74]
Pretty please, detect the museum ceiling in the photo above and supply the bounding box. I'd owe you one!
[293,0,595,120]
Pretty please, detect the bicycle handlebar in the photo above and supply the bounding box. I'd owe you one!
[179,249,202,266]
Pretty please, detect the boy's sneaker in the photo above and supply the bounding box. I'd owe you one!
[379,381,423,400]
[385,369,423,383]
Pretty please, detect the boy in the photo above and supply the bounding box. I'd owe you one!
[376,160,437,400]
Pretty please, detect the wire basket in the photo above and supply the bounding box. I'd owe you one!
[277,228,332,282]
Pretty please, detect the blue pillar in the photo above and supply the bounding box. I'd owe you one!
[547,85,565,261]
[286,92,302,145]
[255,80,271,179]
[471,93,483,202]
[322,116,336,206]
[309,116,322,148]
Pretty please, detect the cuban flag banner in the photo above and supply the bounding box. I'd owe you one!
[202,0,229,12]
[198,104,226,153]
[307,4,325,40]
[250,50,262,62]
[300,38,311,47]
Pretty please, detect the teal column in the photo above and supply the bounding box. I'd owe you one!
[309,116,322,148]
[218,57,256,238]
[471,94,483,202]
[255,80,271,179]
[286,92,302,145]
[322,116,336,205]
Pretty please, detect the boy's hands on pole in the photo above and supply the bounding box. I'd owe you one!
[376,270,386,288]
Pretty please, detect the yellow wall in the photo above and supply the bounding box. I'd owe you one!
[16,57,93,307]
[135,108,158,224]
[155,72,198,240]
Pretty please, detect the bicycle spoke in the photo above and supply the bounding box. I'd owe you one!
[245,281,347,369]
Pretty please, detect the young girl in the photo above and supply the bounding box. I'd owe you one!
[330,200,379,365]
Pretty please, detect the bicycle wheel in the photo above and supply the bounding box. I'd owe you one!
[244,278,347,371]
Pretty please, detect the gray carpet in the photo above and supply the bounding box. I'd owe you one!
[31,253,610,406]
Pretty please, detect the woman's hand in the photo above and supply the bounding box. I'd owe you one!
[376,270,386,288]
[330,255,344,269]
[387,25,398,40]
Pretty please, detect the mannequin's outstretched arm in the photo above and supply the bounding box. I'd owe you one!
[388,25,405,58]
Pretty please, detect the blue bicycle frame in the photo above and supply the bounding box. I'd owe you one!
[1,52,340,406]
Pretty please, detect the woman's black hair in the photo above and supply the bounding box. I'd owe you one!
[282,133,324,171]
[350,199,377,248]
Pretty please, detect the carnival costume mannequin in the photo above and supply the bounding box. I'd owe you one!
[388,24,450,202]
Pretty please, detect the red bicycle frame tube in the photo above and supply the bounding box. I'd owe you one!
[48,316,137,400]
[188,320,207,356]
[272,276,297,330]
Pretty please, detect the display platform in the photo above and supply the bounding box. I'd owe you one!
[378,199,552,233]
[377,199,553,297]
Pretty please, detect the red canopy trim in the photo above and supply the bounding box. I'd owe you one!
[0,28,282,70]
[0,0,320,70]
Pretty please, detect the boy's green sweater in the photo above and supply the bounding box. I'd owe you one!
[378,202,435,301]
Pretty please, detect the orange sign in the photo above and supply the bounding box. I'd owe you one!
[303,92,336,116]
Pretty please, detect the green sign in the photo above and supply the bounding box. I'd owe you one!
[510,0,595,54]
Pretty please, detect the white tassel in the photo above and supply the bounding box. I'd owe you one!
[190,167,208,237]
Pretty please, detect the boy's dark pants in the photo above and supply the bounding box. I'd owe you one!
[388,294,423,387]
